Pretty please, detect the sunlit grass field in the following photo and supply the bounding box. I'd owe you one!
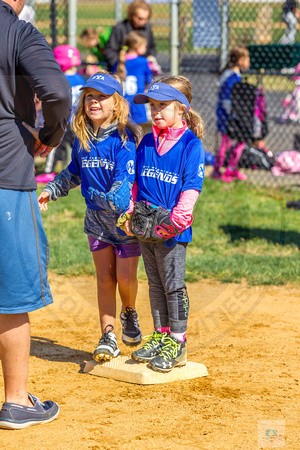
[38,177,300,286]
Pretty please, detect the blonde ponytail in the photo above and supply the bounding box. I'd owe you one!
[116,47,127,82]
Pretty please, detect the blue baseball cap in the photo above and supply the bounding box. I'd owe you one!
[80,73,123,96]
[133,82,190,110]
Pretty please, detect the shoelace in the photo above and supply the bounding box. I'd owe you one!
[141,331,167,349]
[99,324,115,345]
[159,336,181,361]
[29,394,41,407]
[123,307,139,330]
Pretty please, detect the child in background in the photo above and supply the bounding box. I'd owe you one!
[119,76,205,373]
[33,71,143,361]
[212,45,250,182]
[79,54,101,77]
[36,45,85,183]
[280,62,300,123]
[80,26,112,66]
[113,31,153,134]
[280,1,300,45]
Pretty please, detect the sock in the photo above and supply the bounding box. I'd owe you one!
[155,327,170,334]
[121,308,135,313]
[170,331,186,342]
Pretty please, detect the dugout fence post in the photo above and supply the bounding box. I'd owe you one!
[220,0,229,72]
[68,0,77,47]
[50,0,57,48]
[170,0,180,75]
[115,0,123,23]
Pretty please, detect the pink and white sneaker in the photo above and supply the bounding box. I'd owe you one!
[289,112,300,122]
[234,169,247,180]
[35,172,56,183]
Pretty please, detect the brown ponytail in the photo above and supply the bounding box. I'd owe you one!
[221,45,249,73]
[157,75,204,139]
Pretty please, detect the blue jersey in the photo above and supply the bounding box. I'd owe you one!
[216,69,241,134]
[68,130,136,210]
[113,56,152,124]
[135,129,205,243]
[65,73,85,121]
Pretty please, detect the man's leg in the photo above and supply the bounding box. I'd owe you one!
[0,313,32,407]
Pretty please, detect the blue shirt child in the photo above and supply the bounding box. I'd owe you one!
[113,56,152,124]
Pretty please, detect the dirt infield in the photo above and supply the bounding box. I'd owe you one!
[1,274,299,449]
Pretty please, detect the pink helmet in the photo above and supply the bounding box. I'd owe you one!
[53,45,81,72]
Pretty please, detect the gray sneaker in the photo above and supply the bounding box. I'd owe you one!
[93,325,121,362]
[149,336,187,373]
[0,393,59,429]
[131,330,167,362]
[120,307,142,346]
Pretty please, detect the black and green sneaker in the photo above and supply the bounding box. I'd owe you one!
[149,336,187,373]
[131,330,167,363]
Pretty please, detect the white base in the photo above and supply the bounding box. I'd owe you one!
[83,356,208,385]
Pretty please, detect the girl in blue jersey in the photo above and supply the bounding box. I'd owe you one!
[213,45,250,182]
[119,76,205,373]
[113,31,152,134]
[37,71,143,362]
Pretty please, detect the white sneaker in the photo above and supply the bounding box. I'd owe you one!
[93,325,121,362]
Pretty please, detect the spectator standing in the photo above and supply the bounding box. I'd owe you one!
[0,0,71,429]
[280,0,300,45]
[105,0,157,70]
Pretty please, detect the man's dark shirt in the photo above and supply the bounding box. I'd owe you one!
[105,19,156,70]
[0,1,71,191]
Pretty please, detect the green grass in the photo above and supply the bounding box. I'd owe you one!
[244,74,295,92]
[188,179,300,285]
[38,178,300,286]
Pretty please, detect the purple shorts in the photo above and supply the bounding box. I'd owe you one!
[88,236,141,259]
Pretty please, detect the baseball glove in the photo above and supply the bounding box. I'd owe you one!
[130,201,185,243]
[88,177,131,213]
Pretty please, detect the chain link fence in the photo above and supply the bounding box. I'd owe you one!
[30,0,300,186]
[29,0,67,47]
